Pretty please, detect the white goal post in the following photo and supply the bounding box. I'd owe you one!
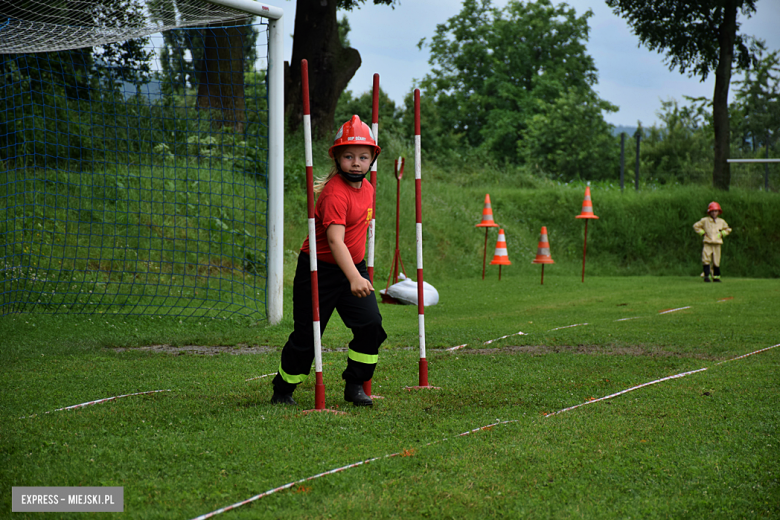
[204,1,284,325]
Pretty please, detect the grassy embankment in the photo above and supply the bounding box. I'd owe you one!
[3,126,779,321]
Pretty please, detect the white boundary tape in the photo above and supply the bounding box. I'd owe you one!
[446,331,525,351]
[483,331,526,345]
[544,368,709,416]
[22,390,171,419]
[190,419,513,520]
[659,306,691,314]
[191,342,780,520]
[446,343,469,352]
[615,316,641,322]
[245,373,276,382]
[716,343,780,364]
[548,323,588,331]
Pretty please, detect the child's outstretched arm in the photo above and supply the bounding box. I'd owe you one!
[326,224,374,298]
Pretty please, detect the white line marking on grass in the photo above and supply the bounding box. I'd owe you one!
[615,317,641,322]
[716,343,780,364]
[483,331,526,345]
[245,373,276,382]
[544,368,709,417]
[446,331,525,351]
[446,343,469,352]
[658,306,691,314]
[546,343,780,417]
[548,323,588,331]
[191,342,779,520]
[190,419,516,520]
[22,390,171,419]
[190,453,401,520]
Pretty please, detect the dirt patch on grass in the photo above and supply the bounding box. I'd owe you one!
[111,344,718,360]
[110,345,353,356]
[112,344,277,356]
[441,344,719,360]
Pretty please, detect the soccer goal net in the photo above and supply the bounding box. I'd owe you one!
[1,0,284,322]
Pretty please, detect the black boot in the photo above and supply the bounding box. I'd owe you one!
[270,390,297,405]
[703,264,711,282]
[713,266,721,282]
[344,383,373,406]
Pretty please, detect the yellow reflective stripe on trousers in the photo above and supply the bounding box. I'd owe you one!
[278,362,308,384]
[348,349,378,365]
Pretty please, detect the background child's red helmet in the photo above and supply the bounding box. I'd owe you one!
[707,201,722,214]
[328,115,381,158]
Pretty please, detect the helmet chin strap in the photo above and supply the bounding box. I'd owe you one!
[339,169,367,183]
[335,154,378,183]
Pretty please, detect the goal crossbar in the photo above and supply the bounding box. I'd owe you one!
[727,159,780,163]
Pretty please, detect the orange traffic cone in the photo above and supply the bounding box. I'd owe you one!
[476,194,500,280]
[575,186,599,219]
[532,226,554,285]
[575,186,598,283]
[490,229,511,280]
[476,194,500,228]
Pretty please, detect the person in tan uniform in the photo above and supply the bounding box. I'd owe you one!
[693,201,731,282]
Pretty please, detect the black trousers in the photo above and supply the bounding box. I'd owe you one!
[273,253,387,393]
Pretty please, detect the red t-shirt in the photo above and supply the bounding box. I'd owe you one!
[301,174,374,264]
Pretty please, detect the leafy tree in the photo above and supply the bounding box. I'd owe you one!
[605,0,762,191]
[731,49,780,152]
[335,86,403,137]
[639,99,712,184]
[148,0,260,131]
[285,0,395,139]
[196,23,254,132]
[417,0,616,178]
[519,81,618,180]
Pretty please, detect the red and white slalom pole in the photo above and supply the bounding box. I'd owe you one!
[407,89,439,391]
[367,73,379,284]
[363,73,380,399]
[300,60,340,414]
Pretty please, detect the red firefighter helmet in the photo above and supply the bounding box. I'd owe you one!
[707,201,722,215]
[328,115,381,159]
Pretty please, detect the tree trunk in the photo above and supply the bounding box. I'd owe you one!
[197,24,248,133]
[285,0,362,139]
[712,0,737,191]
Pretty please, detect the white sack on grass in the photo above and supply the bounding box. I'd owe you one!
[384,274,439,306]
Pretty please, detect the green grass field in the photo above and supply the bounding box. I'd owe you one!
[2,275,778,518]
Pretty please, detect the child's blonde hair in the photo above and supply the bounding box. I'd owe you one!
[313,164,340,194]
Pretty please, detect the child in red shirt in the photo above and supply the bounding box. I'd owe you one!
[271,116,386,406]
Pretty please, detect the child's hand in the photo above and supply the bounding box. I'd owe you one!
[350,276,375,298]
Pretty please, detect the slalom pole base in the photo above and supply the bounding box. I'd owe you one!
[301,374,347,414]
[363,379,384,400]
[404,358,441,390]
[301,408,347,415]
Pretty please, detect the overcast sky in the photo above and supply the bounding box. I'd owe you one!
[277,0,780,128]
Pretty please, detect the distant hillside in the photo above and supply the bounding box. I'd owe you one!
[611,125,638,137]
